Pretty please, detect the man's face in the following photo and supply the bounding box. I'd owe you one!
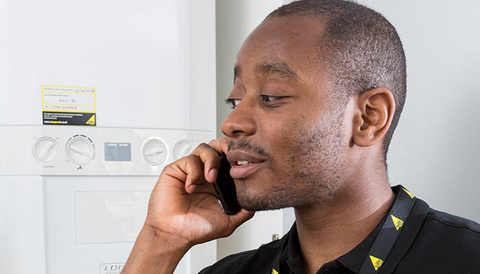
[222,16,351,211]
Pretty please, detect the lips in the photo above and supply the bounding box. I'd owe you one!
[227,150,266,179]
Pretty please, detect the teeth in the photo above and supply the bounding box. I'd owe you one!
[237,161,252,166]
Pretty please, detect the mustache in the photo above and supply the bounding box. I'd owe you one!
[228,139,271,159]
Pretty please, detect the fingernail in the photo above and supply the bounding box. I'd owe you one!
[209,168,218,182]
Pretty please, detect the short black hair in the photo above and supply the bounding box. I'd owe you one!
[267,0,407,159]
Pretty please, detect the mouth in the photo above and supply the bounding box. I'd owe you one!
[227,150,266,179]
[236,160,255,166]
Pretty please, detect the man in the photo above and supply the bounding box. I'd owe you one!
[122,0,480,273]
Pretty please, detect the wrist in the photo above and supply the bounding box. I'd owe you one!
[142,222,193,254]
[121,225,192,274]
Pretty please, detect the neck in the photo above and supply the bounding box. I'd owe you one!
[294,180,394,274]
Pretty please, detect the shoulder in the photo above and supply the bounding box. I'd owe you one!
[198,239,283,274]
[425,208,480,233]
[421,208,480,248]
[396,207,480,273]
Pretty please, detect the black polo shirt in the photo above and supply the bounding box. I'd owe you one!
[199,186,480,274]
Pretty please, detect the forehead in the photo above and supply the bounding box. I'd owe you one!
[235,15,326,80]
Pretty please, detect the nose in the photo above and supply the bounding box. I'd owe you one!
[221,99,256,138]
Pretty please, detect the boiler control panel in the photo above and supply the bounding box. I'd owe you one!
[0,126,213,176]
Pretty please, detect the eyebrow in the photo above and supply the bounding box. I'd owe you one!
[234,60,299,83]
[255,60,299,81]
[234,65,241,84]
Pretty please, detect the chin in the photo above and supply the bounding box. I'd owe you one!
[237,188,290,212]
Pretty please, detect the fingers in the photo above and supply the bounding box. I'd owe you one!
[191,144,219,184]
[162,138,229,194]
[208,138,229,155]
[191,138,229,183]
[145,138,253,249]
[182,154,208,194]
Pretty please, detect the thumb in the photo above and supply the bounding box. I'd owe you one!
[224,209,255,236]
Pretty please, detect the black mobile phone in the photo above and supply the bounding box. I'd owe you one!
[213,154,241,215]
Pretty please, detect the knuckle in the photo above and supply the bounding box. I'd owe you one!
[191,143,212,156]
[186,153,200,160]
[160,163,180,178]
[197,142,210,149]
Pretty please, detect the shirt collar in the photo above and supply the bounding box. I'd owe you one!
[273,185,407,274]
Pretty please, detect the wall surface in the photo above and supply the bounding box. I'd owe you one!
[357,0,480,222]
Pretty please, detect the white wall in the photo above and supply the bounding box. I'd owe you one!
[357,0,480,222]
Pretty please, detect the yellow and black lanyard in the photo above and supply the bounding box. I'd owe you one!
[358,187,416,274]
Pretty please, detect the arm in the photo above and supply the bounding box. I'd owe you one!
[121,139,254,274]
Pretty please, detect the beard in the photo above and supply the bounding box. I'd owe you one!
[231,114,347,212]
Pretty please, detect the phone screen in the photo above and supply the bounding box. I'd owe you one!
[213,154,241,215]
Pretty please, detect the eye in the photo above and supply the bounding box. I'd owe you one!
[225,99,242,109]
[260,95,281,102]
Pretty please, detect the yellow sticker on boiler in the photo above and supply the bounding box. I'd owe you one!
[42,85,96,126]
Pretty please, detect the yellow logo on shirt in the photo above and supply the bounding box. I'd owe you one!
[370,255,384,271]
[402,188,415,199]
[272,269,278,274]
[391,215,404,230]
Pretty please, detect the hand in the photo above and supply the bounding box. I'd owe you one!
[122,138,253,274]
[144,138,254,249]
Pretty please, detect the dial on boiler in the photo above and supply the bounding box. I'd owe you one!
[142,138,167,166]
[65,135,95,165]
[33,137,60,164]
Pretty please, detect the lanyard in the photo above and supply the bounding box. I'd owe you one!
[358,187,416,274]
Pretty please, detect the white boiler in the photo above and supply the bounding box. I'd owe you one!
[0,0,216,273]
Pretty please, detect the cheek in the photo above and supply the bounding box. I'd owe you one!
[263,117,314,171]
[263,122,299,161]
[279,115,346,176]
[273,115,317,151]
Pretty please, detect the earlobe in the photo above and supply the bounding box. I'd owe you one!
[352,87,395,147]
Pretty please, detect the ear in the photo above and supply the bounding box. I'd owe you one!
[352,87,395,147]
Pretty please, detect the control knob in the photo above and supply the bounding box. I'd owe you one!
[142,138,167,166]
[65,135,95,165]
[33,137,60,164]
